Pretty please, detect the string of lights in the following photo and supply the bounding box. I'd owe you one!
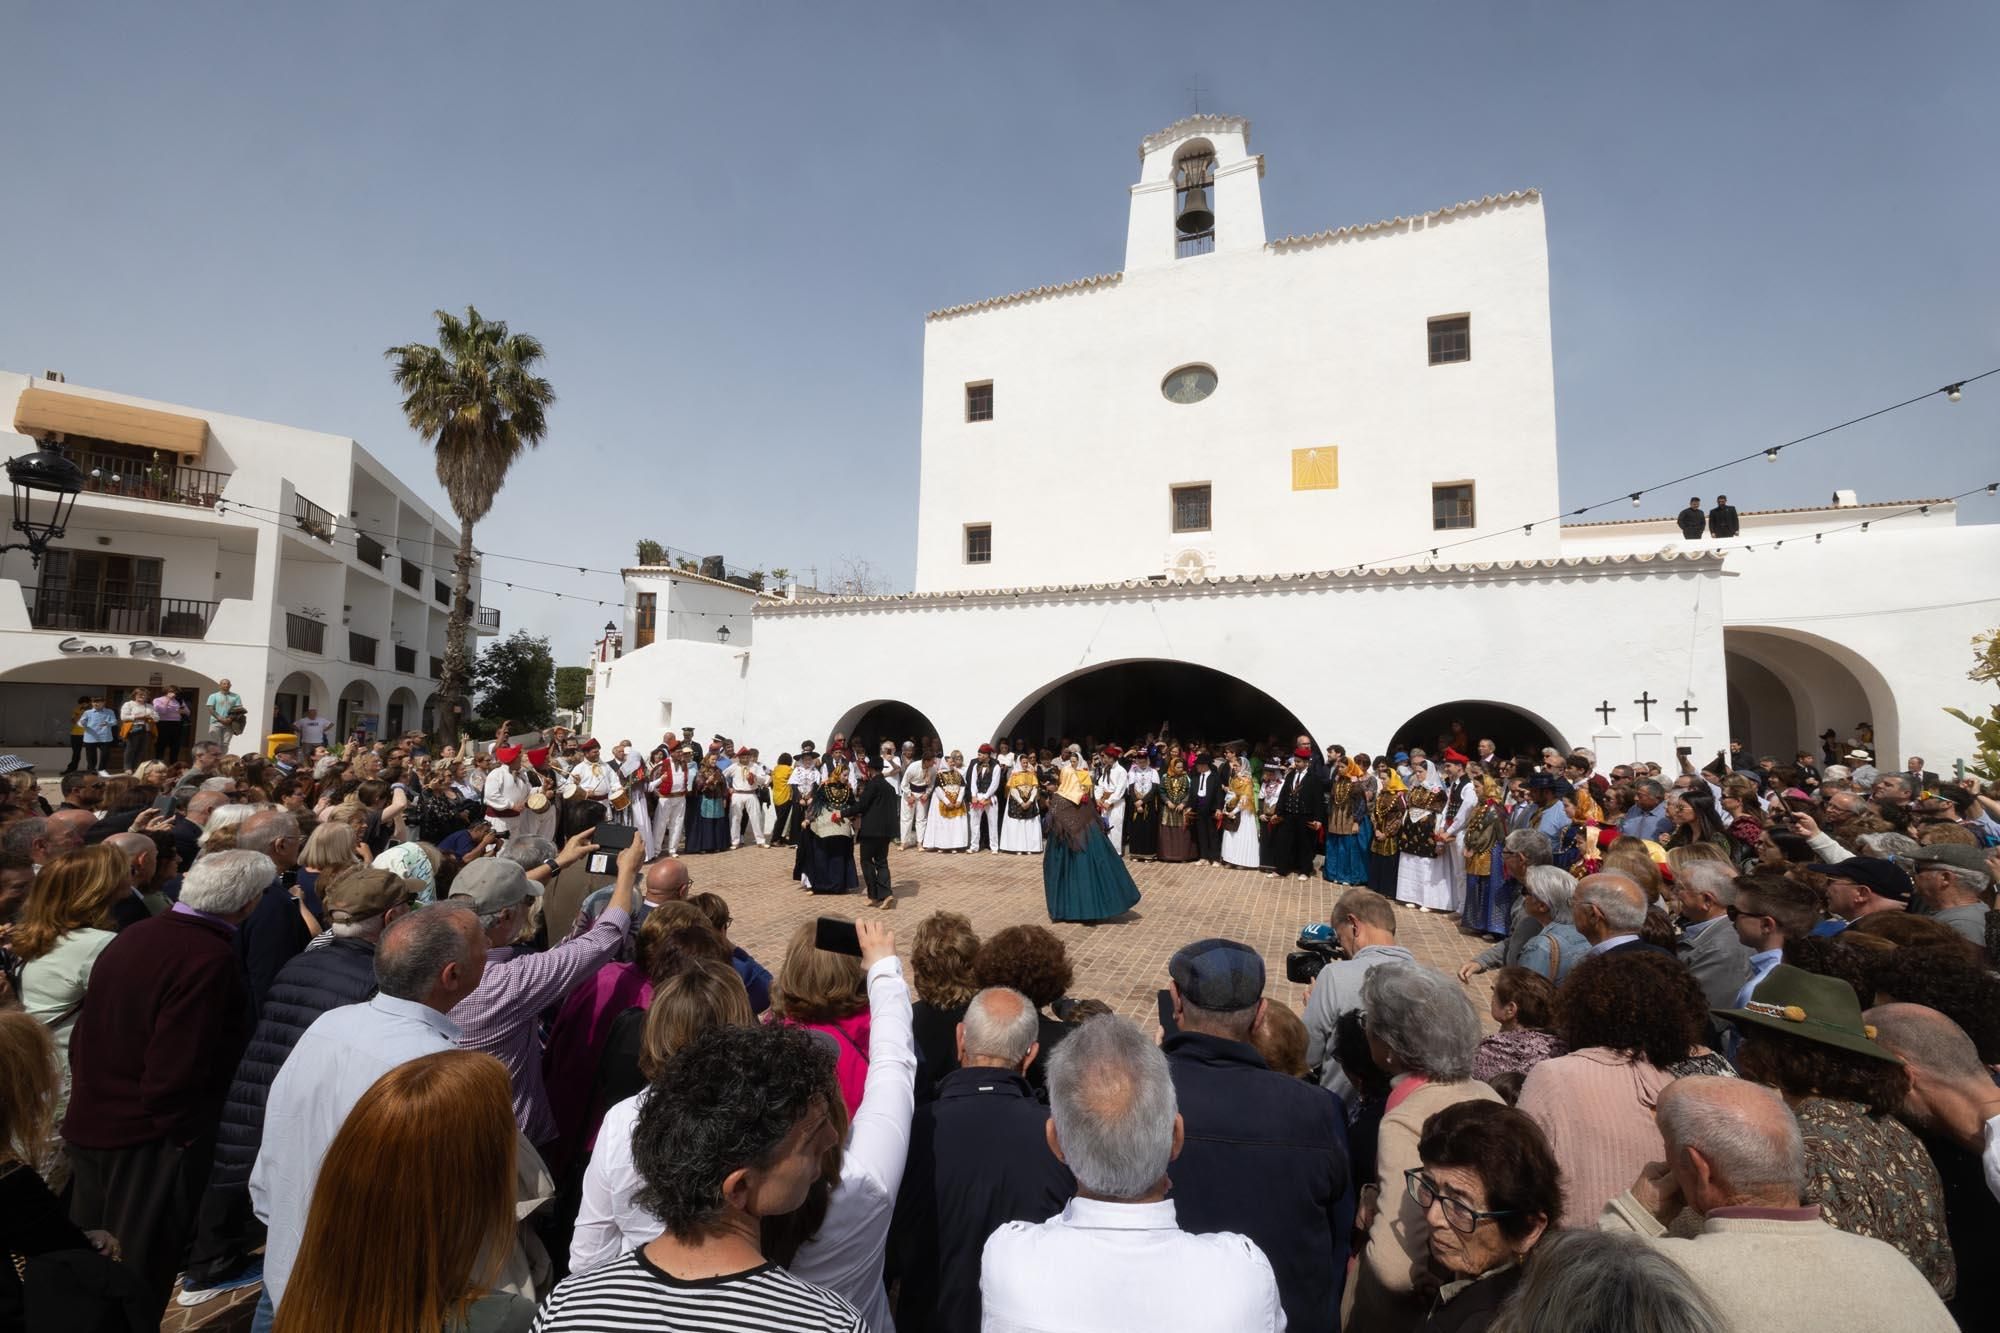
[194,365,1995,604]
[1345,367,1997,574]
[1735,482,1999,552]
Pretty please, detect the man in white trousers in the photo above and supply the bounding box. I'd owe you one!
[728,750,768,848]
[1096,746,1130,855]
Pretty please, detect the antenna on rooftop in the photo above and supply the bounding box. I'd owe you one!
[1188,78,1208,116]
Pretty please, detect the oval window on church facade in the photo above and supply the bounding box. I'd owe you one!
[1161,364,1218,404]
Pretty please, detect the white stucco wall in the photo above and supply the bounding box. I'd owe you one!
[590,552,1734,769]
[914,168,1560,593]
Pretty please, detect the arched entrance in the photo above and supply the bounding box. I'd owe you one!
[337,678,383,744]
[0,658,221,749]
[275,670,331,731]
[386,686,421,739]
[421,692,441,735]
[829,699,944,760]
[1724,627,1896,761]
[993,660,1310,753]
[1386,700,1566,765]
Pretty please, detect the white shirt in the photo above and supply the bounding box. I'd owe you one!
[294,714,332,745]
[1983,1114,2000,1205]
[572,958,916,1333]
[251,994,461,1308]
[729,763,765,796]
[569,759,619,799]
[980,1196,1285,1332]
[483,766,532,828]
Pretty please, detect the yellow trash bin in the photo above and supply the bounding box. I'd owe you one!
[266,732,298,758]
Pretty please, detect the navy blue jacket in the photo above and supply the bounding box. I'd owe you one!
[1163,1029,1354,1333]
[234,876,325,1017]
[888,1066,1073,1332]
[211,938,379,1187]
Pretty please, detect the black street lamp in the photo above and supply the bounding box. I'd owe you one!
[715,624,731,644]
[5,445,87,568]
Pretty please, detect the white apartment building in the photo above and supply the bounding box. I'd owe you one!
[0,370,497,751]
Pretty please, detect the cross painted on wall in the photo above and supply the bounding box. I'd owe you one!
[1677,699,1699,726]
[1595,700,1617,725]
[1633,692,1657,723]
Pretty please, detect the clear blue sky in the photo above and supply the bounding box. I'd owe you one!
[6,1,1996,658]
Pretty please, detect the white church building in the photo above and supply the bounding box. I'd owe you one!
[589,115,1999,770]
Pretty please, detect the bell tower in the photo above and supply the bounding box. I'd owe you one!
[1125,115,1266,271]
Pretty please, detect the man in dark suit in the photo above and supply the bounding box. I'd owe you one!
[1266,749,1325,880]
[1677,496,1707,539]
[1708,493,1740,538]
[1573,873,1673,960]
[852,757,900,908]
[1190,753,1224,865]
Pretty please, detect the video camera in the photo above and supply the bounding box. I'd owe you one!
[1285,922,1347,985]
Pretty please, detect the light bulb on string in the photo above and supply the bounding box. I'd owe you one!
[1945,383,1964,403]
[1630,493,1642,507]
[1765,448,1780,463]
[1860,522,1870,533]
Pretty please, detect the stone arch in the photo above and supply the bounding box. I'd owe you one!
[0,658,222,749]
[1384,699,1568,764]
[990,658,1312,753]
[421,692,441,735]
[1723,626,1898,761]
[828,699,945,761]
[275,669,332,728]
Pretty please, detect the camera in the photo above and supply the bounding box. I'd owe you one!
[1285,924,1346,985]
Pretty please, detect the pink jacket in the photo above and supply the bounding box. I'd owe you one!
[773,1009,872,1116]
[1518,1046,1677,1223]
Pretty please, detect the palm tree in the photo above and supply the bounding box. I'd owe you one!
[385,307,555,737]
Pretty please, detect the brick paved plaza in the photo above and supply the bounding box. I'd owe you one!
[163,843,1491,1331]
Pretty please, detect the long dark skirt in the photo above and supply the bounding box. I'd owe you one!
[1127,802,1160,859]
[1367,851,1400,896]
[806,832,860,893]
[1044,796,1141,924]
[1157,816,1195,863]
[1323,824,1371,885]
[1464,867,1513,936]
[686,802,730,854]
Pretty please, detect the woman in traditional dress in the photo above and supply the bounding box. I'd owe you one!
[1220,758,1262,870]
[1043,746,1141,924]
[1321,748,1371,885]
[1367,759,1408,897]
[803,758,860,893]
[1000,756,1044,854]
[1125,751,1161,860]
[1156,752,1195,864]
[1396,762,1456,911]
[923,752,971,851]
[1460,766,1512,938]
[685,759,731,854]
[1256,758,1286,871]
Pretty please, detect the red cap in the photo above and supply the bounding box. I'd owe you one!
[579,737,600,752]
[1443,748,1469,763]
[525,747,551,768]
[494,745,523,764]
[978,743,994,753]
[1295,746,1314,759]
[1104,745,1123,759]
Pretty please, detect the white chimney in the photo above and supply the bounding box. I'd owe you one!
[1830,489,1858,508]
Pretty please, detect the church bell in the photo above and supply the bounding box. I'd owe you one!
[1175,186,1214,236]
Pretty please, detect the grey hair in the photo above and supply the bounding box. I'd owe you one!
[1046,1015,1178,1200]
[178,849,275,916]
[235,810,301,856]
[1928,863,1989,897]
[1359,962,1480,1081]
[500,836,558,870]
[1856,831,1919,860]
[1676,860,1739,908]
[199,776,234,793]
[0,819,45,859]
[1522,865,1577,922]
[1502,828,1553,867]
[1637,779,1667,800]
[962,986,1040,1065]
[1577,873,1648,931]
[1492,1229,1728,1333]
[1654,1076,1804,1200]
[198,803,262,849]
[374,905,480,1001]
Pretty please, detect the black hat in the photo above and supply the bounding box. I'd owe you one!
[799,741,818,754]
[1168,938,1265,1012]
[1807,857,1913,903]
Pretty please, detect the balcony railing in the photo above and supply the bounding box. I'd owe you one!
[433,578,450,606]
[429,655,444,680]
[285,613,326,654]
[399,558,421,591]
[476,606,501,631]
[355,533,385,570]
[26,588,217,638]
[74,450,229,510]
[394,644,417,674]
[348,632,377,665]
[293,494,336,544]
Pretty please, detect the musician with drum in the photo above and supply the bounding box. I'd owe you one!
[561,738,623,839]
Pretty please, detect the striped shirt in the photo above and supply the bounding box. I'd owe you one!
[531,1251,862,1332]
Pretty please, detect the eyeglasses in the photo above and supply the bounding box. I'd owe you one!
[1405,1169,1518,1234]
[1724,904,1772,923]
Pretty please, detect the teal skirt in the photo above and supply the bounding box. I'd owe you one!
[1043,796,1141,924]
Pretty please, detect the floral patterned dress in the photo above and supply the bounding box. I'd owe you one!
[1794,1095,1956,1301]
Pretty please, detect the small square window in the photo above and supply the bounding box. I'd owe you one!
[1171,483,1212,534]
[965,381,993,422]
[1432,483,1476,530]
[1428,315,1470,365]
[964,523,992,564]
